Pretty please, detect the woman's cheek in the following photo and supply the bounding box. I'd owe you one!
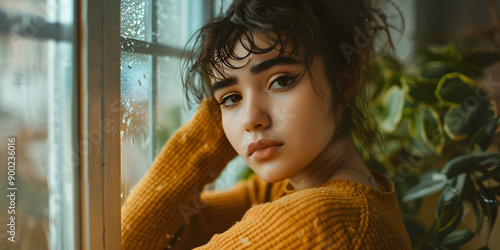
[221,115,235,148]
[222,113,245,156]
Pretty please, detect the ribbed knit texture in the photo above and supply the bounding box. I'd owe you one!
[121,97,412,249]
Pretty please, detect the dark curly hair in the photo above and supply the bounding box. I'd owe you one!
[181,0,398,158]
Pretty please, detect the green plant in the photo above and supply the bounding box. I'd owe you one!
[369,40,500,248]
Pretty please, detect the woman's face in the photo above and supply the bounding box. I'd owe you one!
[211,35,338,183]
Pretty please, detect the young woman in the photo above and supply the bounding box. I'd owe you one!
[121,0,412,249]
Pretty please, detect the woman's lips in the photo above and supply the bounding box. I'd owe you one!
[251,144,284,161]
[247,138,285,161]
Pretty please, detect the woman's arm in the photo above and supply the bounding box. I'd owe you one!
[193,188,412,250]
[193,192,335,250]
[121,97,238,249]
[170,173,290,249]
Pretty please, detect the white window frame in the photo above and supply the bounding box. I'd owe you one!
[80,0,215,248]
[80,0,121,249]
[1,0,225,249]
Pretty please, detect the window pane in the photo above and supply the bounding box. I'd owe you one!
[120,0,205,206]
[121,0,152,42]
[156,0,204,47]
[0,0,50,17]
[0,1,77,249]
[120,51,153,207]
[155,56,190,155]
[213,0,234,14]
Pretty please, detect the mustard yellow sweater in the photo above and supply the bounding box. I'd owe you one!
[121,98,412,249]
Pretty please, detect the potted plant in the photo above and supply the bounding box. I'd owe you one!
[369,9,500,247]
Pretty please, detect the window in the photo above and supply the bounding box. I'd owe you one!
[119,0,206,207]
[0,0,274,249]
[0,0,78,249]
[119,0,251,206]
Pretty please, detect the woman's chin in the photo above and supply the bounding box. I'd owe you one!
[251,166,290,183]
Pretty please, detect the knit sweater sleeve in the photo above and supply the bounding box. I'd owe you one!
[168,173,288,249]
[193,189,353,250]
[121,97,239,250]
[193,186,412,250]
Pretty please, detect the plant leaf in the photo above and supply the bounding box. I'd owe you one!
[444,102,495,143]
[418,43,461,65]
[435,72,479,106]
[474,163,500,183]
[420,169,444,182]
[479,155,500,166]
[379,85,405,133]
[462,175,484,235]
[475,164,500,183]
[394,172,422,215]
[443,105,472,141]
[402,77,440,104]
[403,173,447,202]
[441,153,498,178]
[434,205,464,242]
[470,116,500,151]
[436,174,466,219]
[418,61,455,79]
[370,54,403,100]
[409,106,445,156]
[433,174,468,242]
[477,182,499,242]
[406,136,433,157]
[441,229,475,248]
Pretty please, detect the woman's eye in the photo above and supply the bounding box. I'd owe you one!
[268,74,300,90]
[219,94,242,108]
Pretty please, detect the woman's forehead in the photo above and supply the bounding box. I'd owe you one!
[211,32,305,77]
[211,52,306,82]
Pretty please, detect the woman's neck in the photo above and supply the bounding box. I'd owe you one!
[287,136,380,191]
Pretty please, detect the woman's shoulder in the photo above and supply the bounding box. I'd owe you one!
[237,179,401,248]
[226,172,411,249]
[246,169,398,210]
[282,170,396,202]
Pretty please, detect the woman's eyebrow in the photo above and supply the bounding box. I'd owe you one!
[212,77,237,93]
[250,57,304,75]
[211,57,304,93]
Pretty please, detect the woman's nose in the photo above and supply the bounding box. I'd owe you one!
[242,97,271,132]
